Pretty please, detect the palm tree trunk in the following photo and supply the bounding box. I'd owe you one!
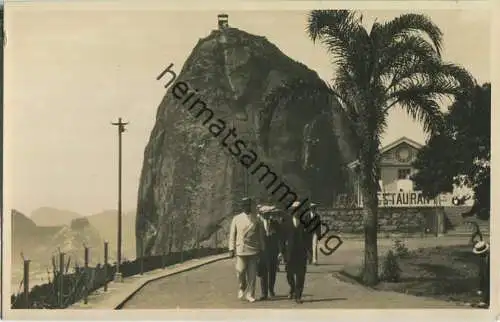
[361,177,379,286]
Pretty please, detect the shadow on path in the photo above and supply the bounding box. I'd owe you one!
[303,297,348,303]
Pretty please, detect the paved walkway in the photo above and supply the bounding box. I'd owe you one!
[69,253,231,309]
[122,237,471,309]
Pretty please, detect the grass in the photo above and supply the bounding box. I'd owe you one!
[340,245,481,304]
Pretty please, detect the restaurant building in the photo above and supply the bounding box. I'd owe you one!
[347,136,474,208]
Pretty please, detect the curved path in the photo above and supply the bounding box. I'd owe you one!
[122,238,469,309]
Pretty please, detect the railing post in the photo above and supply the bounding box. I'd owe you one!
[84,246,89,304]
[140,254,144,275]
[23,259,30,308]
[161,251,165,269]
[58,252,64,308]
[104,241,108,292]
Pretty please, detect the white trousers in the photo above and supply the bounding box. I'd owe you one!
[235,255,258,298]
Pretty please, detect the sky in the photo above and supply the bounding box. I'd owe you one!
[4,3,491,216]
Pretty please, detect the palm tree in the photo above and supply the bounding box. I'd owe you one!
[264,10,475,285]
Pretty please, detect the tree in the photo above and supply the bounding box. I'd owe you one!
[412,83,490,220]
[264,10,474,285]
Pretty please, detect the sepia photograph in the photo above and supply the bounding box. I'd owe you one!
[2,0,495,320]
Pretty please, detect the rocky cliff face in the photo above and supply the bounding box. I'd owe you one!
[136,27,357,257]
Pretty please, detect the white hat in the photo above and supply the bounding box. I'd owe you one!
[291,201,301,208]
[473,241,489,255]
[259,205,276,213]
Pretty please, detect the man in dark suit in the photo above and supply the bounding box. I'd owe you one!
[257,206,284,300]
[282,202,312,304]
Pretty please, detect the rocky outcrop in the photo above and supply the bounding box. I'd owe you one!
[11,209,103,267]
[136,27,357,257]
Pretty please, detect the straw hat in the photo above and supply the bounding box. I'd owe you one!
[473,241,489,255]
[258,205,276,213]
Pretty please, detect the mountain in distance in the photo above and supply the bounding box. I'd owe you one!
[25,207,136,260]
[12,208,137,266]
[11,209,102,267]
[30,207,82,227]
[11,209,104,290]
[86,210,137,261]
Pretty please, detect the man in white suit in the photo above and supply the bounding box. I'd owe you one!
[228,197,265,303]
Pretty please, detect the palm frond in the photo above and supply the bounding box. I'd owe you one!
[307,10,362,44]
[386,61,475,101]
[393,92,444,134]
[306,10,371,84]
[374,13,444,56]
[377,34,440,88]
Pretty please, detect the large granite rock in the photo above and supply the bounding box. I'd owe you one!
[136,27,357,257]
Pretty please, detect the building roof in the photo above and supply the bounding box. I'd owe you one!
[379,136,424,154]
[347,136,424,169]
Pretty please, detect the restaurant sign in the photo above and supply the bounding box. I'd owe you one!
[378,191,440,207]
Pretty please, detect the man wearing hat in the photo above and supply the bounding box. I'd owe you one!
[256,205,284,300]
[228,197,265,303]
[472,240,490,308]
[282,201,312,304]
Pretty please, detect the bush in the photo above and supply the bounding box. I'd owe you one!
[393,239,410,258]
[380,250,402,283]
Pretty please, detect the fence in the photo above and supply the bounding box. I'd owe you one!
[11,243,227,309]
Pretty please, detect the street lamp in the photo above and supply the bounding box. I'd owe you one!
[111,117,128,282]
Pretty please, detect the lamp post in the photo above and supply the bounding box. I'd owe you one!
[111,117,128,282]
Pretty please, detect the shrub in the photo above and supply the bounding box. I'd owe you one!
[393,238,410,258]
[381,250,402,283]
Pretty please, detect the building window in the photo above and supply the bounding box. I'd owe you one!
[398,168,411,180]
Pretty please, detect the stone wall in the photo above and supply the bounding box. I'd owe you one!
[318,207,445,235]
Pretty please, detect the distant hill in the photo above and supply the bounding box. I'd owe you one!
[11,209,103,267]
[11,209,104,290]
[30,207,82,227]
[12,208,137,264]
[86,210,136,261]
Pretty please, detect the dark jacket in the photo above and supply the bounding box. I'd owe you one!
[282,216,311,266]
[266,218,283,255]
[257,215,284,276]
